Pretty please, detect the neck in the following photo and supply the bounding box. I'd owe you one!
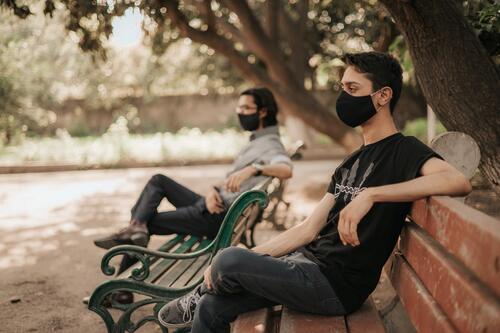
[361,108,398,145]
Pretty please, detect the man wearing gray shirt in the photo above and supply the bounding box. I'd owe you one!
[92,87,292,304]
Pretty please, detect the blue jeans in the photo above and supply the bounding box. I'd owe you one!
[191,247,347,333]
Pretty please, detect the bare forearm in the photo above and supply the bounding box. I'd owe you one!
[366,171,471,203]
[252,222,311,257]
[260,164,292,180]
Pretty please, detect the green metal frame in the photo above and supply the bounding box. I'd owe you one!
[88,188,269,333]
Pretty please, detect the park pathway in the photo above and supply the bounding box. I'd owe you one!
[0,160,337,333]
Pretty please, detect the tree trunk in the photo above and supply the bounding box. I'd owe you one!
[165,1,362,152]
[380,0,500,196]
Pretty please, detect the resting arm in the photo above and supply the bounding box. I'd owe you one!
[256,163,293,180]
[339,157,472,246]
[225,163,292,192]
[365,157,471,202]
[252,193,335,257]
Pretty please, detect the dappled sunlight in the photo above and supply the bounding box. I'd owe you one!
[0,170,139,270]
[2,222,79,243]
[0,174,130,231]
[0,165,232,271]
[0,240,59,269]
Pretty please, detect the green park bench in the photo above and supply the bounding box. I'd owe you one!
[88,177,277,333]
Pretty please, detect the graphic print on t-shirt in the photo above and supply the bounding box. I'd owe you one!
[334,157,374,202]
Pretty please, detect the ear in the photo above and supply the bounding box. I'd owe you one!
[377,87,393,107]
[258,108,268,119]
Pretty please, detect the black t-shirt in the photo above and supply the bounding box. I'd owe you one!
[298,133,442,313]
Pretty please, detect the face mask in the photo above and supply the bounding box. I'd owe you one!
[238,112,260,131]
[335,89,381,127]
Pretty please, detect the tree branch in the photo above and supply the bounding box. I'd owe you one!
[203,0,215,29]
[222,0,300,87]
[184,0,245,45]
[163,1,273,87]
[265,0,279,43]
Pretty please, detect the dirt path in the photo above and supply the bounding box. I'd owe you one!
[0,161,337,333]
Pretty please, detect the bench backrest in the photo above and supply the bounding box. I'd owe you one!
[387,197,500,333]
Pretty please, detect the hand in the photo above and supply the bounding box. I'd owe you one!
[203,265,213,290]
[224,166,256,193]
[205,187,224,214]
[338,188,374,247]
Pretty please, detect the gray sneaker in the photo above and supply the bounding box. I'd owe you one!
[157,284,206,328]
[93,224,149,250]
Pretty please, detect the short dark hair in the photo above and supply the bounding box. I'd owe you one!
[343,52,403,113]
[240,87,278,127]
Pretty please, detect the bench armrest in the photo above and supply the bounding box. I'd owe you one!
[101,242,215,280]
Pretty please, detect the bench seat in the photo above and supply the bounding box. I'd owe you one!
[233,298,385,333]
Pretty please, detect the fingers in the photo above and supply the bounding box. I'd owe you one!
[214,204,224,214]
[338,214,348,246]
[206,196,224,214]
[338,210,359,246]
[207,202,224,214]
[212,193,224,213]
[214,191,223,204]
[204,266,213,290]
[233,177,241,192]
[349,219,360,245]
[224,174,244,192]
[225,175,235,192]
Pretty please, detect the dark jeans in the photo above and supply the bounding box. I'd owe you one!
[191,247,347,333]
[117,174,226,274]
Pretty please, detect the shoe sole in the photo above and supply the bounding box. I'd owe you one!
[93,233,148,250]
[93,239,121,250]
[157,317,192,329]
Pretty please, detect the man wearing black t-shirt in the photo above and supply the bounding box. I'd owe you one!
[157,52,472,333]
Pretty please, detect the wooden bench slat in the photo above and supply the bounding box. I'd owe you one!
[410,197,500,296]
[146,236,202,283]
[345,299,385,333]
[170,253,211,288]
[229,205,260,247]
[232,308,274,333]
[400,223,500,333]
[155,239,212,287]
[232,215,250,246]
[279,307,347,333]
[157,234,187,252]
[390,255,457,333]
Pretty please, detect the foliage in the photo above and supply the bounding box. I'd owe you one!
[0,0,398,90]
[0,2,245,143]
[464,0,500,56]
[402,117,447,143]
[0,118,252,165]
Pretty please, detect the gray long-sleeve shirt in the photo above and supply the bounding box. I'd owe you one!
[218,125,292,207]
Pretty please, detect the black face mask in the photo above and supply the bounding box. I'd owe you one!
[335,90,380,127]
[238,112,260,131]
